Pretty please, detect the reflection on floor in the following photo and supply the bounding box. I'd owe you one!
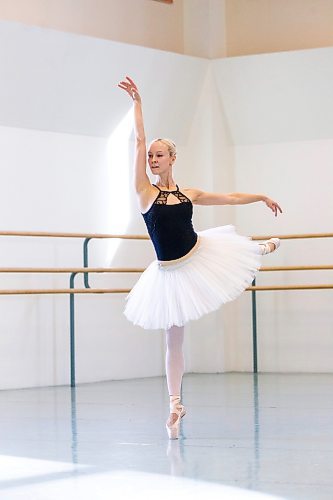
[0,373,332,499]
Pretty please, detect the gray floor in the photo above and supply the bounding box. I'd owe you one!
[0,373,333,499]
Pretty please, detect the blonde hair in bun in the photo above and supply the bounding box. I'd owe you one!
[151,138,177,158]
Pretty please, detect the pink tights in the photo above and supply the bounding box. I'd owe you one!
[165,325,185,396]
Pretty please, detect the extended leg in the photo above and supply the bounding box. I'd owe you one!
[258,237,280,255]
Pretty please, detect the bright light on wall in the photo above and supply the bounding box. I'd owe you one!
[107,109,133,263]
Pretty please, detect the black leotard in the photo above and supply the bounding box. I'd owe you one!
[142,185,198,261]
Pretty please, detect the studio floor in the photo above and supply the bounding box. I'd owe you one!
[0,373,332,499]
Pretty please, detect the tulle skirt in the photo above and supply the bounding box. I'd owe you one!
[124,225,262,330]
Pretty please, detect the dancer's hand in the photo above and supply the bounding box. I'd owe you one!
[264,197,282,217]
[118,76,141,103]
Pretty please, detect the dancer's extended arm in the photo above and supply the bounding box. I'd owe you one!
[118,77,150,194]
[190,189,282,217]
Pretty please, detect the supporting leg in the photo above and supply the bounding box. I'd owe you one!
[165,325,185,396]
[165,325,186,439]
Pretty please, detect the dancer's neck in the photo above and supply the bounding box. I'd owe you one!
[155,175,177,191]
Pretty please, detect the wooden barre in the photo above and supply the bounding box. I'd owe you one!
[0,230,149,239]
[0,267,146,273]
[247,284,333,291]
[0,285,332,295]
[251,233,333,241]
[0,265,332,274]
[0,288,131,295]
[259,265,333,271]
[0,231,332,240]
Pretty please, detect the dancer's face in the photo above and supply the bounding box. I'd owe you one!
[148,141,175,175]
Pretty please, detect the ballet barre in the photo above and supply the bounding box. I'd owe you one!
[0,231,332,385]
[0,230,149,239]
[249,284,333,291]
[0,288,131,294]
[0,267,144,273]
[251,233,333,240]
[0,229,148,387]
[1,264,139,387]
[249,261,333,374]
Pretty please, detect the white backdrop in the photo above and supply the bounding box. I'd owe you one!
[213,49,333,372]
[0,20,332,388]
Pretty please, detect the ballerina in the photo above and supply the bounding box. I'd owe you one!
[118,76,282,439]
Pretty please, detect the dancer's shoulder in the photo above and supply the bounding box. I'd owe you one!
[180,187,201,203]
[138,183,161,214]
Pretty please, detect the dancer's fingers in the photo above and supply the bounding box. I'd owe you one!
[118,81,130,89]
[267,198,282,216]
[126,76,138,89]
[274,203,283,216]
[118,83,134,96]
[275,203,282,214]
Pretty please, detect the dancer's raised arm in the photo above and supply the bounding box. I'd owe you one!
[118,77,151,195]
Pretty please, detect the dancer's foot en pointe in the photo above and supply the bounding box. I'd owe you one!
[166,395,186,440]
[259,237,280,255]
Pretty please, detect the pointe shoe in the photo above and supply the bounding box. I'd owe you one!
[260,237,280,255]
[166,404,186,440]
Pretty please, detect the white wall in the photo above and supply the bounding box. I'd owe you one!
[229,140,333,372]
[213,48,333,372]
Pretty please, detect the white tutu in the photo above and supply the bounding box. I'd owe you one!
[124,225,262,330]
